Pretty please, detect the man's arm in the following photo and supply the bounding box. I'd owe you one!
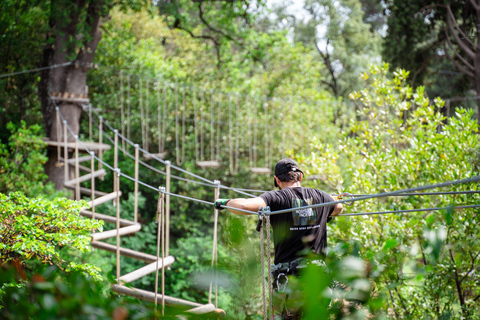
[223,197,267,215]
[331,202,343,216]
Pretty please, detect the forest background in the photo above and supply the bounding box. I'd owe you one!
[1,0,480,319]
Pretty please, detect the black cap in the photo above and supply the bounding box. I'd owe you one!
[274,158,304,187]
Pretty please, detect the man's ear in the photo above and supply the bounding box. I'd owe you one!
[299,173,303,182]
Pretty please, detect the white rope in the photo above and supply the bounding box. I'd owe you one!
[259,212,267,320]
[266,215,273,319]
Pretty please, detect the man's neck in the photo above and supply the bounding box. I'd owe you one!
[279,181,302,190]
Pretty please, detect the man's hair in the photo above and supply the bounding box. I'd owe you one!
[276,171,302,183]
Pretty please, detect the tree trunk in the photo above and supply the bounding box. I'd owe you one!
[39,0,105,190]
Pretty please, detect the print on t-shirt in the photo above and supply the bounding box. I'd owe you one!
[292,197,317,226]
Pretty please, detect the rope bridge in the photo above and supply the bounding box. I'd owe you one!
[3,64,480,318]
[49,98,480,319]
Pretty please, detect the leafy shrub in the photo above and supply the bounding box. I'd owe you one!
[0,263,155,320]
[0,192,103,278]
[0,121,61,197]
[302,64,480,319]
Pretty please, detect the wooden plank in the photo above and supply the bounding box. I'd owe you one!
[197,160,220,168]
[185,303,216,315]
[119,256,175,283]
[86,191,121,207]
[42,138,111,152]
[143,152,167,160]
[91,241,159,263]
[111,284,226,317]
[250,167,271,174]
[65,185,108,197]
[75,164,91,173]
[91,223,141,241]
[51,96,90,103]
[306,174,326,181]
[80,210,135,226]
[67,155,92,164]
[64,169,106,186]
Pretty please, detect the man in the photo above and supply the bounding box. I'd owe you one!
[215,158,343,319]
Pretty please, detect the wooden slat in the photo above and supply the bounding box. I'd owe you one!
[42,138,111,152]
[111,284,226,317]
[250,167,271,174]
[76,164,91,173]
[51,96,90,103]
[64,169,106,186]
[91,223,141,241]
[86,191,121,207]
[91,241,159,263]
[143,152,167,160]
[197,160,220,168]
[185,303,216,315]
[80,210,135,226]
[119,256,175,283]
[67,155,91,164]
[65,185,108,197]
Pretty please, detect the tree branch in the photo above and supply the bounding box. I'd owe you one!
[173,19,221,63]
[449,249,466,309]
[446,4,476,59]
[387,286,400,319]
[315,40,338,97]
[196,2,262,64]
[460,251,480,284]
[469,0,480,12]
[445,30,475,72]
[443,42,474,78]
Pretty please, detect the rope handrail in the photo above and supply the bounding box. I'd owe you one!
[348,190,480,197]
[86,103,257,198]
[336,204,480,217]
[53,97,215,206]
[263,176,480,216]
[0,62,74,79]
[53,95,480,217]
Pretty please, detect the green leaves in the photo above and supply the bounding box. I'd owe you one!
[302,63,480,318]
[0,192,103,277]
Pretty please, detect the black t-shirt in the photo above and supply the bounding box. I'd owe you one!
[260,187,335,264]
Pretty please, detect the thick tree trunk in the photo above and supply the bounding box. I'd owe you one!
[39,0,105,190]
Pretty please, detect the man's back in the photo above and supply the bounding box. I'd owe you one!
[260,187,335,264]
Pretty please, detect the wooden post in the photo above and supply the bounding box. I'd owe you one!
[155,187,166,316]
[56,107,61,163]
[90,151,96,224]
[165,160,171,257]
[63,120,69,183]
[89,104,92,142]
[98,116,103,174]
[115,169,121,281]
[161,186,165,315]
[120,71,125,153]
[134,144,139,223]
[114,130,118,191]
[75,136,80,201]
[209,180,220,306]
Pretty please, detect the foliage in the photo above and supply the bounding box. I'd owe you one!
[382,0,477,104]
[268,0,382,98]
[0,263,155,319]
[0,122,60,197]
[0,192,103,278]
[301,63,480,318]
